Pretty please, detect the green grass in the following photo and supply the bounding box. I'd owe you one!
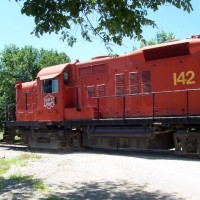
[8,173,48,191]
[0,154,47,193]
[0,153,42,176]
[0,132,3,140]
[0,173,48,191]
[0,159,12,176]
[0,131,21,141]
[14,135,21,141]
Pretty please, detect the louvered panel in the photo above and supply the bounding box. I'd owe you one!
[115,74,124,96]
[142,83,152,93]
[116,74,124,86]
[97,84,105,96]
[141,71,151,93]
[87,86,95,97]
[129,72,139,94]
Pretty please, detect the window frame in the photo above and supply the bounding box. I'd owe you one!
[42,78,59,94]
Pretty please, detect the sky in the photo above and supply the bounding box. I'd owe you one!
[0,0,200,62]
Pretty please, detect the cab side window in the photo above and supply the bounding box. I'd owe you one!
[64,68,70,85]
[43,78,58,93]
[52,79,58,93]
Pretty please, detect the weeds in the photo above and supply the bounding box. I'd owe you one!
[0,132,3,140]
[0,131,21,142]
[0,154,48,194]
[8,173,48,191]
[14,135,21,141]
[0,160,10,176]
[0,173,48,191]
[0,153,41,176]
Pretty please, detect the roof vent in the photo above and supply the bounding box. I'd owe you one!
[143,42,190,61]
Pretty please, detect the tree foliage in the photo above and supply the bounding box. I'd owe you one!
[140,30,177,47]
[13,0,192,48]
[0,45,69,127]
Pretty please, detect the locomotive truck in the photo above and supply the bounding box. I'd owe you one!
[3,35,200,156]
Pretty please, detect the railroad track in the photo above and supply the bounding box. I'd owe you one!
[0,140,198,161]
[0,141,28,150]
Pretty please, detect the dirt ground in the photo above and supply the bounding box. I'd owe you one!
[0,145,200,200]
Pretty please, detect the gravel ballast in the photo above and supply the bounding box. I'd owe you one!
[0,146,200,200]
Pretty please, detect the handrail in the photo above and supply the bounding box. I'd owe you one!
[91,87,200,121]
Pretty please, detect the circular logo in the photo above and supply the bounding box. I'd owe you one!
[43,94,55,109]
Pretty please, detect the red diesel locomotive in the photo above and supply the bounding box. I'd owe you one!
[4,36,200,156]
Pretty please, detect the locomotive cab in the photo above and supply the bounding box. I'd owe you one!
[36,63,73,122]
[13,63,81,149]
[15,63,74,123]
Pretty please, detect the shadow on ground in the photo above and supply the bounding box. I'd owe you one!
[0,177,182,200]
[44,180,181,200]
[0,175,47,200]
[1,143,200,162]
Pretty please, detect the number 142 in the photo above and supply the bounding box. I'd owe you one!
[173,71,196,85]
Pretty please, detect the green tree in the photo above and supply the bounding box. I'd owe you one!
[14,0,192,48]
[37,49,69,70]
[140,30,177,47]
[0,45,69,128]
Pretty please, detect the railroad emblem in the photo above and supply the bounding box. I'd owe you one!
[43,94,55,109]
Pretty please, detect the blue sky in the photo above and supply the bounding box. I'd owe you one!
[0,0,200,62]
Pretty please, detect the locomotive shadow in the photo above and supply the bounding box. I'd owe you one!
[1,143,199,162]
[83,148,200,162]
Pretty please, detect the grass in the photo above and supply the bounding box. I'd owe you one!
[0,132,3,140]
[0,173,48,191]
[0,153,47,194]
[0,131,21,141]
[0,153,42,176]
[14,135,21,141]
[0,159,14,176]
[8,173,48,191]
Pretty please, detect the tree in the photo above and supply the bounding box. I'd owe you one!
[14,0,192,48]
[140,30,177,47]
[0,45,69,128]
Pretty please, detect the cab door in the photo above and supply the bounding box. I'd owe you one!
[37,74,64,122]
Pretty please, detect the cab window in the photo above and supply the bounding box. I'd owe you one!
[64,68,70,85]
[52,79,58,92]
[43,78,58,93]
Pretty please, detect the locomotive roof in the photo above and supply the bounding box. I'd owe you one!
[76,37,200,65]
[37,63,69,79]
[36,37,200,75]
